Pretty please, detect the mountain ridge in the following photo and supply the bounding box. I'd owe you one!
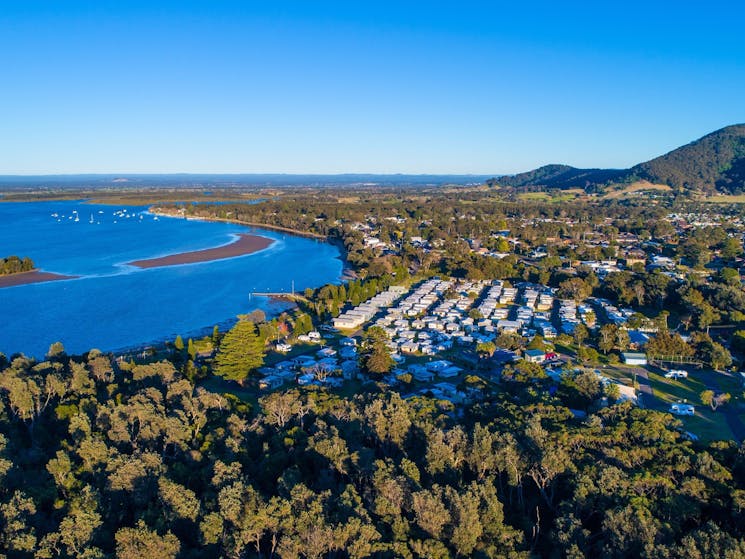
[496,124,745,195]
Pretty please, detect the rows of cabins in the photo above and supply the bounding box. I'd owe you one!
[331,286,407,330]
[557,299,596,334]
[592,297,636,327]
[373,278,486,356]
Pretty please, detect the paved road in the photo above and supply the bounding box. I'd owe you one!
[634,368,665,411]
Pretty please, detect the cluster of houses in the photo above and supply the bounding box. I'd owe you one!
[577,260,621,277]
[373,278,485,356]
[259,336,361,390]
[557,299,598,334]
[592,298,636,327]
[331,286,407,330]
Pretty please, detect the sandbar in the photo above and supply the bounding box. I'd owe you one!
[0,270,78,289]
[127,234,274,269]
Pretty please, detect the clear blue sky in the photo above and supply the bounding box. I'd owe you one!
[1,1,743,174]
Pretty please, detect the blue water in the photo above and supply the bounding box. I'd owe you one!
[0,201,342,358]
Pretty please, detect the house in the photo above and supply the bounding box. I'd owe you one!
[333,315,365,329]
[437,366,463,378]
[292,355,316,368]
[649,255,676,269]
[627,330,650,349]
[339,346,357,359]
[276,343,292,353]
[409,366,435,382]
[669,403,695,416]
[621,352,648,366]
[259,375,285,390]
[297,373,316,386]
[426,360,452,372]
[316,357,340,370]
[496,320,522,333]
[524,349,546,363]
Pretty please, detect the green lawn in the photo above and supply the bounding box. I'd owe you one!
[677,413,734,442]
[647,370,706,405]
[200,376,259,408]
[646,370,736,441]
[517,191,582,203]
[596,366,635,386]
[263,342,320,365]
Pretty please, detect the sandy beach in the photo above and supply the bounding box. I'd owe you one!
[0,270,77,288]
[127,233,274,269]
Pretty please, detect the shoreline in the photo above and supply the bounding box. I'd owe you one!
[150,208,327,239]
[127,233,274,269]
[0,270,78,289]
[152,207,358,278]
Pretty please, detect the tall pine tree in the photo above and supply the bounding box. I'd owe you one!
[214,320,265,383]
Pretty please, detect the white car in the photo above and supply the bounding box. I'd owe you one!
[664,370,688,379]
[670,403,695,416]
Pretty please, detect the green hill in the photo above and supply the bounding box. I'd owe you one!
[496,124,745,195]
[631,124,745,194]
[495,164,625,191]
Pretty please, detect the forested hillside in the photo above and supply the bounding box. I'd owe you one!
[0,348,744,558]
[631,124,745,194]
[494,124,745,195]
[492,165,625,191]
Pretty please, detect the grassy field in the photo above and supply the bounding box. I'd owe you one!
[263,341,320,365]
[698,194,745,204]
[680,413,734,441]
[200,376,259,408]
[647,370,706,405]
[646,369,736,441]
[517,190,584,203]
[601,181,672,199]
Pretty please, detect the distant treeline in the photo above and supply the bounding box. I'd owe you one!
[0,255,34,275]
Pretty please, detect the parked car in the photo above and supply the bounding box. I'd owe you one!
[664,370,688,379]
[669,402,695,416]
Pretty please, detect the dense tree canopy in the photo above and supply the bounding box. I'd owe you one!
[213,320,265,383]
